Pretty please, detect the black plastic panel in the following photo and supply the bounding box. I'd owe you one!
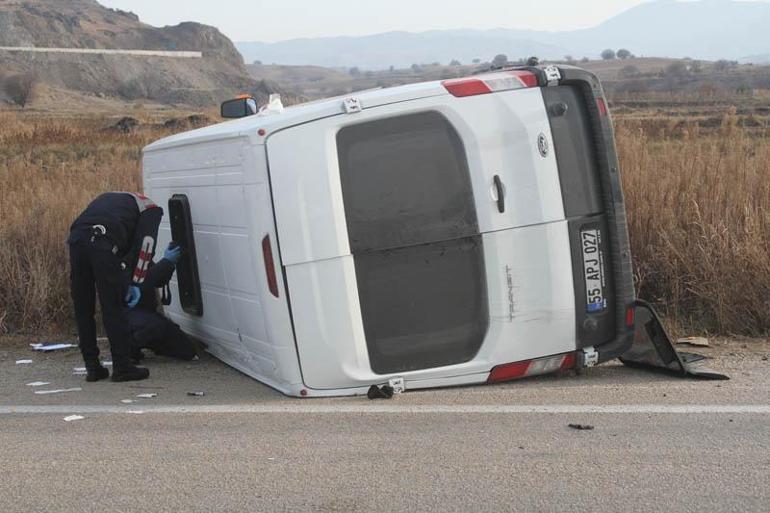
[543,86,603,218]
[168,194,203,316]
[337,111,478,252]
[568,214,615,348]
[355,237,489,374]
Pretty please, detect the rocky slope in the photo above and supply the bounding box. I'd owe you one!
[0,0,280,108]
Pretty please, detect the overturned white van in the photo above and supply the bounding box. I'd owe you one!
[143,65,636,397]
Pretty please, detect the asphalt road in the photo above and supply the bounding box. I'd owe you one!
[1,337,769,513]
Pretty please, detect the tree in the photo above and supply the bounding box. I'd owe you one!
[690,60,702,73]
[600,49,616,60]
[449,59,461,66]
[564,55,574,63]
[526,56,539,66]
[616,49,632,60]
[714,59,737,72]
[389,65,395,72]
[581,56,590,63]
[472,58,481,64]
[411,63,422,73]
[253,60,263,65]
[492,54,508,67]
[349,66,361,77]
[4,73,37,108]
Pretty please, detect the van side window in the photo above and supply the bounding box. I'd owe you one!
[337,111,477,252]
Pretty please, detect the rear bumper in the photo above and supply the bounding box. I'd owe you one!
[531,65,636,364]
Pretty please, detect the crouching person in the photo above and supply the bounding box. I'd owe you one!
[126,243,199,362]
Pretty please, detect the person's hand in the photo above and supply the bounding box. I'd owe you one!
[163,242,182,265]
[125,285,141,308]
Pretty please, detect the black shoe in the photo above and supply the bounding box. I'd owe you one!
[111,365,150,382]
[85,364,109,382]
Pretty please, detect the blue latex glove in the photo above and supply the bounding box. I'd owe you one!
[125,285,141,308]
[163,243,182,265]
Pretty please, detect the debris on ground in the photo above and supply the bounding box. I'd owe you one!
[63,415,85,422]
[73,367,87,376]
[136,393,157,399]
[16,359,33,365]
[120,399,135,404]
[367,384,395,399]
[30,342,76,352]
[568,423,595,431]
[35,388,82,395]
[126,410,145,415]
[26,382,50,387]
[676,336,710,347]
[187,391,205,397]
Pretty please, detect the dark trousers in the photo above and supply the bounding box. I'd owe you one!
[69,237,132,368]
[127,309,197,361]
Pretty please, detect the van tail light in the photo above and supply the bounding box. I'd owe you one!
[625,305,635,329]
[443,70,539,97]
[262,235,279,298]
[596,97,608,117]
[487,352,576,383]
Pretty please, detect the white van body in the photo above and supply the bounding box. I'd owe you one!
[143,66,635,397]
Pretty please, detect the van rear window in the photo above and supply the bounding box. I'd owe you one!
[337,111,477,252]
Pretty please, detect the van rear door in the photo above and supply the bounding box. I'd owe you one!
[267,87,576,389]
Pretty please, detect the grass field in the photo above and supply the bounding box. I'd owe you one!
[0,98,768,337]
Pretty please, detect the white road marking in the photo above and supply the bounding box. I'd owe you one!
[1,404,769,415]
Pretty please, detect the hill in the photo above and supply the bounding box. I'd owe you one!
[0,0,283,109]
[237,0,770,69]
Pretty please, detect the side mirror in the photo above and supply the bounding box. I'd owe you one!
[221,96,258,119]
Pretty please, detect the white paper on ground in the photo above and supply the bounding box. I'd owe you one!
[26,381,51,387]
[63,415,84,422]
[16,359,33,365]
[120,399,134,404]
[30,343,76,352]
[34,387,82,395]
[73,367,86,372]
[136,393,157,399]
[126,410,145,414]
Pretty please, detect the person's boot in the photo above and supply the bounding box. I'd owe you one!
[85,361,109,382]
[111,364,150,382]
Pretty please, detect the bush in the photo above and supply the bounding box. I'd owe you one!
[617,48,632,59]
[601,49,616,60]
[620,65,640,78]
[3,73,38,108]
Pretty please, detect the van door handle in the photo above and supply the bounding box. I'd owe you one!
[493,175,505,213]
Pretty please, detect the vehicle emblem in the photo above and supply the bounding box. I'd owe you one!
[537,133,549,157]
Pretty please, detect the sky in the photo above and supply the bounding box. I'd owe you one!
[98,0,653,42]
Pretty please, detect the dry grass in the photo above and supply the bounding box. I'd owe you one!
[0,106,768,336]
[0,112,168,333]
[619,112,770,335]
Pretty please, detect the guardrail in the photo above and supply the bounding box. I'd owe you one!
[0,47,203,58]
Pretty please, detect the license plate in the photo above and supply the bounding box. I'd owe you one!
[581,228,606,313]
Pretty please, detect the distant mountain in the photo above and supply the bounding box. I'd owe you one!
[237,0,770,68]
[238,31,569,70]
[0,0,272,107]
